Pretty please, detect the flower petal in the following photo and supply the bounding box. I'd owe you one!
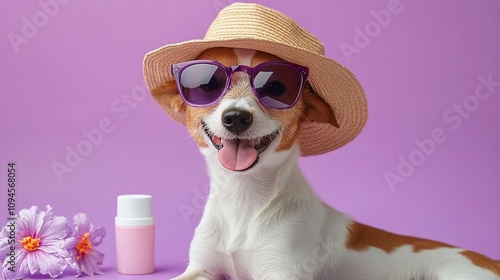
[0,226,10,263]
[77,249,104,277]
[40,238,71,258]
[26,251,40,275]
[62,236,78,250]
[17,206,40,238]
[33,250,67,278]
[90,226,106,247]
[73,213,92,236]
[2,250,30,280]
[38,215,70,241]
[31,205,48,237]
[64,250,79,273]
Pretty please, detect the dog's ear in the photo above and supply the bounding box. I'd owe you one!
[150,81,187,125]
[302,84,339,128]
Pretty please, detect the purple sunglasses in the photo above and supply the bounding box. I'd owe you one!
[171,60,309,109]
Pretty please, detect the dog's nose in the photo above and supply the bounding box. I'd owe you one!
[222,109,253,134]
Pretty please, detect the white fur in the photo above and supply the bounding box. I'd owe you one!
[234,48,256,66]
[171,50,499,280]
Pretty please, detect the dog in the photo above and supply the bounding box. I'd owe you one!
[143,3,499,279]
[149,47,500,280]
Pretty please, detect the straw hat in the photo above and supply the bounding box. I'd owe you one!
[143,2,368,156]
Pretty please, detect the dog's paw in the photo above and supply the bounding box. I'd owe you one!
[170,277,210,280]
[170,269,214,280]
[170,274,212,280]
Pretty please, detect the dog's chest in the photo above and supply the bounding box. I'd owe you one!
[217,210,261,251]
[210,218,262,278]
[217,248,254,279]
[202,202,278,278]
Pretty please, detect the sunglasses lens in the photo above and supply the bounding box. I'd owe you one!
[179,63,226,106]
[253,64,303,109]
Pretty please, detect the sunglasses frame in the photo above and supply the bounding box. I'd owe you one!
[171,60,309,109]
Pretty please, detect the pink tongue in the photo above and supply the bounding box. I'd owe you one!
[217,139,258,171]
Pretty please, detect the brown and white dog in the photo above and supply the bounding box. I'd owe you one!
[151,47,500,280]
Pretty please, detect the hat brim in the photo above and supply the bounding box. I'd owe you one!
[143,38,368,156]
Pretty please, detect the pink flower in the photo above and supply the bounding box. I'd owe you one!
[65,213,105,277]
[0,205,72,279]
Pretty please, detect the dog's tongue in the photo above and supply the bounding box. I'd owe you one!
[218,139,257,171]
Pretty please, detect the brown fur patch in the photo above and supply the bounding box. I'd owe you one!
[272,102,304,152]
[460,251,500,276]
[150,80,187,124]
[151,81,210,148]
[197,48,238,67]
[347,223,500,276]
[250,51,283,67]
[271,83,339,152]
[302,84,339,128]
[346,222,453,254]
[186,106,211,148]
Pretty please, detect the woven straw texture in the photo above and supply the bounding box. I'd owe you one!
[143,3,368,156]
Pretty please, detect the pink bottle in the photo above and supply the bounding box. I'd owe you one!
[115,194,155,274]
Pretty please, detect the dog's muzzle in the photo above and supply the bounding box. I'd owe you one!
[202,114,279,171]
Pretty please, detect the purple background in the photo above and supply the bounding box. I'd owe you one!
[1,0,499,278]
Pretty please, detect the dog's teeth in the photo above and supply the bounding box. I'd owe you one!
[255,138,261,146]
[213,136,222,146]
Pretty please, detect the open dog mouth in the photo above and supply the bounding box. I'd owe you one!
[202,121,279,171]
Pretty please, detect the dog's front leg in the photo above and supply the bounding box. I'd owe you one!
[170,267,221,280]
[258,270,313,280]
[255,263,315,280]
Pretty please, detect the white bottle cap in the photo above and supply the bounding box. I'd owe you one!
[115,194,155,227]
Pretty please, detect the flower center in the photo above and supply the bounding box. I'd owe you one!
[20,236,41,252]
[76,232,93,260]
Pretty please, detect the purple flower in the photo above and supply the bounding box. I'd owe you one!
[0,205,72,279]
[65,213,105,277]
